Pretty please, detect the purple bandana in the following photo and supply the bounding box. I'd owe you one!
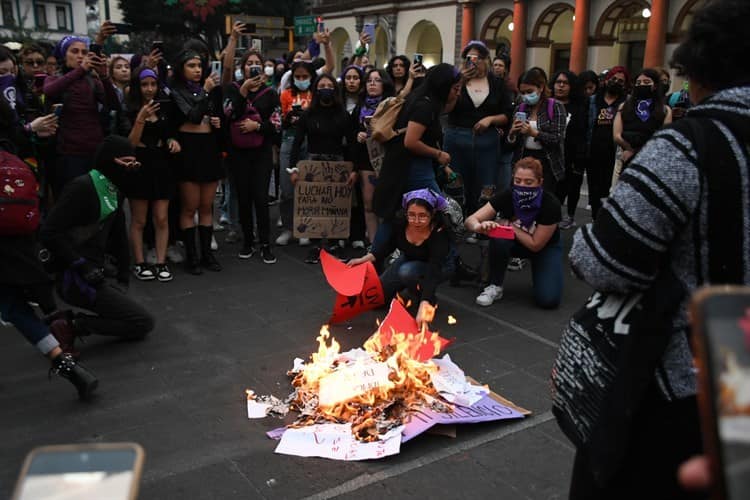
[138,68,158,81]
[402,188,447,211]
[54,35,90,61]
[512,185,543,229]
[359,95,382,125]
[635,99,653,122]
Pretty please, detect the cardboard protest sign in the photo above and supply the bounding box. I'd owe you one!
[368,299,453,361]
[293,160,353,240]
[275,423,403,461]
[320,250,385,324]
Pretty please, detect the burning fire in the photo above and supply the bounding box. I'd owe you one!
[448,315,457,325]
[287,324,445,442]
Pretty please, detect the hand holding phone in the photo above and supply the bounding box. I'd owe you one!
[514,111,527,123]
[363,23,375,43]
[89,43,103,57]
[150,41,163,55]
[12,442,145,500]
[487,225,515,240]
[690,286,750,500]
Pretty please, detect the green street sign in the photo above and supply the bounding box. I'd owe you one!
[294,15,316,36]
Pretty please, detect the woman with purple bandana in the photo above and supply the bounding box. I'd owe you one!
[43,33,120,196]
[465,157,563,309]
[348,188,452,328]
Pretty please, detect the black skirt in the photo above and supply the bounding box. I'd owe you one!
[124,146,175,200]
[174,131,225,183]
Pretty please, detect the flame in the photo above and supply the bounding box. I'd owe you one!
[448,315,457,325]
[288,324,445,442]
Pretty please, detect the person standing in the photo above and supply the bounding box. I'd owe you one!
[565,1,750,496]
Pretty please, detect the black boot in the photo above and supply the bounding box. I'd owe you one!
[450,256,479,286]
[198,225,222,272]
[183,227,202,275]
[51,353,98,400]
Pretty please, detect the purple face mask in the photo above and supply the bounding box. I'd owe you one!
[511,184,543,229]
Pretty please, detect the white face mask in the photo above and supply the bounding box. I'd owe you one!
[264,66,274,77]
[234,68,243,81]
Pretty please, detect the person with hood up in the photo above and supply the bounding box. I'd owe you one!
[39,135,155,357]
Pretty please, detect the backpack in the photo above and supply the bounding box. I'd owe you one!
[519,98,555,120]
[0,150,40,236]
[227,85,271,149]
[370,95,407,143]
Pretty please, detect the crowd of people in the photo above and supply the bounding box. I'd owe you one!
[0,0,748,496]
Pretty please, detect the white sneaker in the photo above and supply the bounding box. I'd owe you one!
[145,248,157,265]
[351,240,366,249]
[167,245,184,264]
[211,235,218,251]
[466,233,479,245]
[559,215,576,230]
[298,237,311,246]
[275,230,292,246]
[476,284,503,307]
[507,258,527,272]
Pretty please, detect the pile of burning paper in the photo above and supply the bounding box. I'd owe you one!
[248,300,528,461]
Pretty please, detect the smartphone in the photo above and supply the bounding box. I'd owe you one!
[317,17,325,32]
[690,286,750,500]
[150,41,163,55]
[33,73,46,89]
[487,225,515,240]
[89,43,103,57]
[51,103,63,117]
[251,38,262,52]
[112,22,133,35]
[363,23,375,42]
[413,53,423,66]
[209,60,222,76]
[11,442,145,500]
[465,54,478,68]
[514,111,527,122]
[241,23,257,34]
[249,65,262,78]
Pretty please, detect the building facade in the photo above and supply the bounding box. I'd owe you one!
[315,0,705,88]
[0,0,87,41]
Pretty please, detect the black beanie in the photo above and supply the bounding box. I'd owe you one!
[94,135,135,189]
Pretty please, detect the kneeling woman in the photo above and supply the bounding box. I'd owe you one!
[348,189,451,327]
[465,157,562,308]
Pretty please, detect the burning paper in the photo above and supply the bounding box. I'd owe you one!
[318,360,390,407]
[246,390,289,419]
[275,423,404,460]
[430,354,489,407]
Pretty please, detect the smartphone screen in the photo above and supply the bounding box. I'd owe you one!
[150,41,163,54]
[363,23,375,41]
[13,444,144,500]
[89,44,103,57]
[692,288,750,500]
[210,60,222,76]
[413,53,423,66]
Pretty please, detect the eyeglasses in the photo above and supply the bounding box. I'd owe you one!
[24,59,45,67]
[406,213,430,222]
[366,78,382,84]
[554,80,569,85]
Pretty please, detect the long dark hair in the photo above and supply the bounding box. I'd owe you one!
[171,50,204,87]
[340,65,364,101]
[308,73,342,112]
[126,66,160,114]
[289,60,315,96]
[550,70,583,105]
[403,63,460,116]
[620,68,666,123]
[364,68,395,98]
[386,55,410,84]
[518,67,551,99]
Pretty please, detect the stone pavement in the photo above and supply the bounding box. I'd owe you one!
[0,218,594,499]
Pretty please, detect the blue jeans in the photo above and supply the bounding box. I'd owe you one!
[488,237,563,309]
[406,156,440,193]
[379,254,450,303]
[0,284,58,354]
[444,127,500,213]
[279,131,307,231]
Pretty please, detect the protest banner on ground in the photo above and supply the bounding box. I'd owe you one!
[293,161,353,240]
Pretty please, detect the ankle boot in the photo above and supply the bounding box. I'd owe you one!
[51,353,98,400]
[198,225,222,271]
[182,226,203,275]
[450,256,479,286]
[49,317,81,358]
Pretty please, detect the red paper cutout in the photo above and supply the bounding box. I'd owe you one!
[369,299,453,362]
[322,250,384,324]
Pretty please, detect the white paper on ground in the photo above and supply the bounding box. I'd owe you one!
[430,354,489,406]
[247,400,272,419]
[291,358,306,373]
[318,360,390,407]
[274,423,403,460]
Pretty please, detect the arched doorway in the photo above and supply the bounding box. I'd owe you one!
[480,9,513,55]
[330,27,351,76]
[373,24,390,69]
[672,0,707,40]
[594,0,650,72]
[405,20,442,68]
[530,3,575,74]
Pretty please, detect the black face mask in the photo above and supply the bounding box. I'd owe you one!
[606,80,624,95]
[633,85,654,100]
[318,88,335,106]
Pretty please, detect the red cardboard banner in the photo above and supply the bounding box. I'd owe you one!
[321,250,384,324]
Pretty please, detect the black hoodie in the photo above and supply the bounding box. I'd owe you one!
[39,136,135,282]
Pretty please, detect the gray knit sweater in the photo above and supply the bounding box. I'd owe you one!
[569,86,750,400]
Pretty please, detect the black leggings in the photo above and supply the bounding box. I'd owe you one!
[229,146,273,246]
[555,155,587,218]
